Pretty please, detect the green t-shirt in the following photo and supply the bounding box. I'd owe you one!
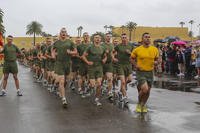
[32,48,39,57]
[85,44,105,66]
[53,39,76,62]
[41,44,47,55]
[3,44,20,61]
[77,43,90,64]
[71,44,78,65]
[102,43,114,63]
[46,45,53,61]
[114,44,133,64]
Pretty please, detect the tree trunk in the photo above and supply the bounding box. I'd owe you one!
[133,29,136,42]
[80,30,82,37]
[129,30,132,42]
[33,32,36,46]
[78,30,80,37]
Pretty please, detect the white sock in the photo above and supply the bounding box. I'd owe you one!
[62,97,66,101]
[78,88,82,92]
[95,97,99,101]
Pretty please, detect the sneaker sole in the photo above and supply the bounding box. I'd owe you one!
[63,103,68,108]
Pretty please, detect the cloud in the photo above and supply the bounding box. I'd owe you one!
[1,0,200,36]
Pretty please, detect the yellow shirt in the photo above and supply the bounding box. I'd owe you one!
[131,45,159,71]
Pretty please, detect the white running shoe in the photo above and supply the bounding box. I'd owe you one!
[95,98,102,106]
[194,75,199,79]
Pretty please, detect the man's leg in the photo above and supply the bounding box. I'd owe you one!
[119,75,126,97]
[13,73,19,90]
[57,75,68,107]
[106,72,113,94]
[2,73,9,90]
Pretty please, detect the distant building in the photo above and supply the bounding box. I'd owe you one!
[113,26,190,42]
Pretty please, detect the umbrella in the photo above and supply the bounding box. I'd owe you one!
[164,36,180,43]
[154,39,166,43]
[171,41,186,46]
[195,40,200,44]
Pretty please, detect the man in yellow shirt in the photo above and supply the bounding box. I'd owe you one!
[131,32,159,113]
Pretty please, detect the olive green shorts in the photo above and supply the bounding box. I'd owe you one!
[79,63,88,76]
[117,63,132,77]
[112,63,118,74]
[54,61,70,76]
[103,62,113,74]
[72,63,80,73]
[136,71,153,88]
[41,60,46,69]
[88,65,103,79]
[47,61,55,71]
[3,61,18,74]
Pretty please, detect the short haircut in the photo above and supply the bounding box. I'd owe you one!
[83,32,88,35]
[142,32,150,38]
[60,27,67,32]
[8,35,13,38]
[93,33,101,37]
[121,33,127,36]
[105,32,112,36]
[46,37,51,40]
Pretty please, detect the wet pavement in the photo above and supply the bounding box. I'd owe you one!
[0,64,200,133]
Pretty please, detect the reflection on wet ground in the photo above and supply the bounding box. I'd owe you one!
[1,65,200,133]
[153,77,200,93]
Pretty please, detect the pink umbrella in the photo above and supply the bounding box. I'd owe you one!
[195,40,200,44]
[171,41,186,46]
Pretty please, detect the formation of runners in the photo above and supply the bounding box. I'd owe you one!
[0,28,159,113]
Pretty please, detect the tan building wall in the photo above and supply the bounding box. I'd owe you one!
[11,26,191,49]
[12,37,77,49]
[11,37,45,49]
[113,26,190,42]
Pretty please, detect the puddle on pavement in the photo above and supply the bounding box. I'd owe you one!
[153,80,200,93]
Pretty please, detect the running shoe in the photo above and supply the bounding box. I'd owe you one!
[135,103,142,113]
[62,98,68,108]
[17,89,23,96]
[0,90,6,96]
[141,105,148,113]
[95,98,102,106]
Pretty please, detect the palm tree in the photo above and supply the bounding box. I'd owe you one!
[26,21,43,46]
[41,31,48,37]
[0,8,5,35]
[120,25,126,34]
[126,21,137,41]
[198,24,200,37]
[79,26,83,37]
[189,20,194,32]
[104,25,108,33]
[77,26,83,37]
[108,25,114,34]
[188,31,193,38]
[179,22,185,28]
[189,20,194,41]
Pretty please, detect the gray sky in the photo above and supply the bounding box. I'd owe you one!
[1,0,200,37]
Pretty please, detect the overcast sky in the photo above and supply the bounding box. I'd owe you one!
[1,0,200,37]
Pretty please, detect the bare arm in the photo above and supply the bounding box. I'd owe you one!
[102,52,107,64]
[112,50,118,62]
[67,48,77,56]
[81,52,93,65]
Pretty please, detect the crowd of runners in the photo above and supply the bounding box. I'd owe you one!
[0,28,159,113]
